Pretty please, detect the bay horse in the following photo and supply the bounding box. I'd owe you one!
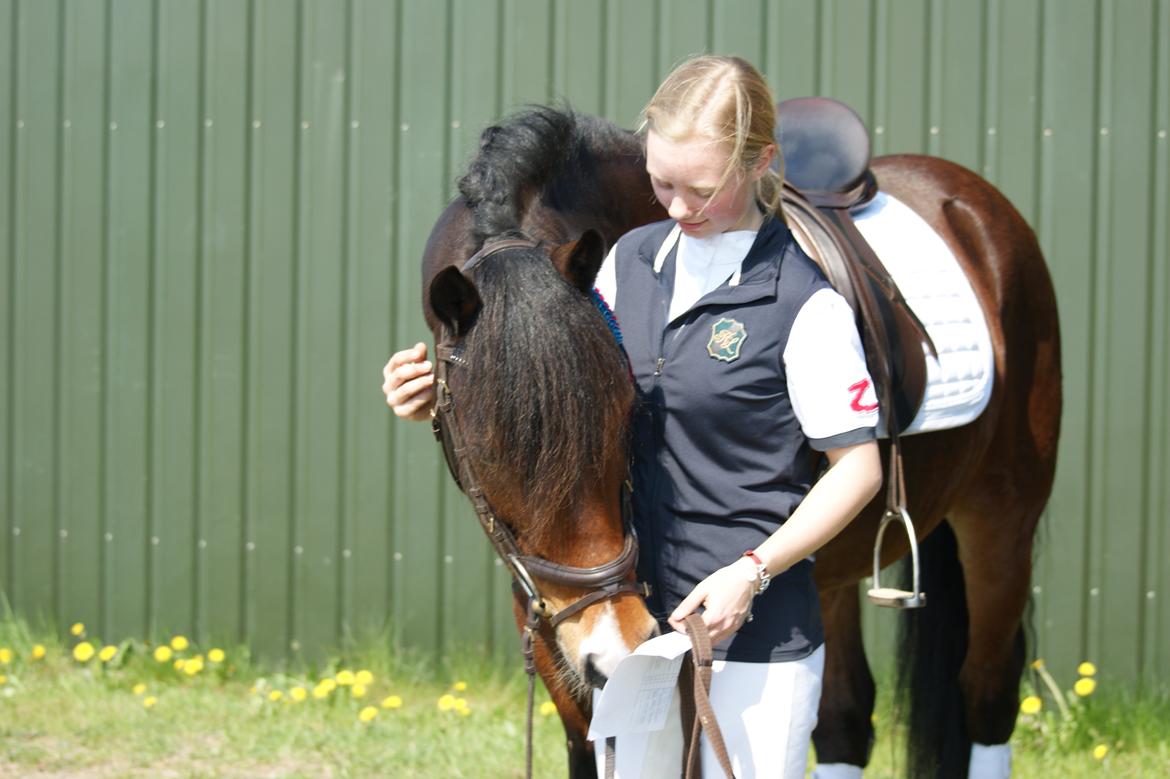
[419,106,1061,778]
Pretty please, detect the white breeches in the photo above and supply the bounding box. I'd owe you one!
[597,645,825,778]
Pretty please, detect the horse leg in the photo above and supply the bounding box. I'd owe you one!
[948,503,1035,779]
[811,583,875,779]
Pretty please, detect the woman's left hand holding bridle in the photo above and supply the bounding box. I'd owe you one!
[668,556,760,645]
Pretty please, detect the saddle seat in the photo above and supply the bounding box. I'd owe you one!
[777,96,873,203]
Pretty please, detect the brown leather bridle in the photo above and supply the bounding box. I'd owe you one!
[429,236,648,778]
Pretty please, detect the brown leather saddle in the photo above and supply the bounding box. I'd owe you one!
[775,96,937,437]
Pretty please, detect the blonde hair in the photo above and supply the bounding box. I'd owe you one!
[639,55,785,215]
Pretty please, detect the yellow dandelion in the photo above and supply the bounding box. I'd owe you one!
[453,680,468,692]
[174,659,185,671]
[208,648,225,663]
[289,686,307,702]
[438,693,456,711]
[0,648,12,664]
[268,690,284,702]
[143,696,158,709]
[153,645,173,663]
[1093,744,1109,760]
[1077,661,1097,677]
[355,669,374,686]
[358,705,379,723]
[335,669,356,686]
[453,697,469,713]
[312,684,331,700]
[539,701,557,717]
[170,635,189,652]
[72,642,95,663]
[1030,658,1045,670]
[31,644,46,660]
[319,678,338,693]
[1073,678,1096,697]
[458,707,471,717]
[70,622,85,637]
[183,659,203,676]
[98,645,117,663]
[133,683,147,696]
[381,694,403,709]
[1019,696,1042,715]
[351,683,368,699]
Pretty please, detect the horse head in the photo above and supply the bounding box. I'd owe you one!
[427,228,658,697]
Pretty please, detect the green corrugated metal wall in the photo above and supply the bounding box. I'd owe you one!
[1,0,1167,686]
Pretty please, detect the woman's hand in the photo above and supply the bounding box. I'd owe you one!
[668,557,758,645]
[382,342,436,422]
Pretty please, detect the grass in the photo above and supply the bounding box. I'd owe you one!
[0,614,1167,778]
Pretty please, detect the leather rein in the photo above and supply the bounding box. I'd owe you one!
[429,236,647,778]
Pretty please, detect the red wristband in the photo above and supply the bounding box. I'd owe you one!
[743,549,771,594]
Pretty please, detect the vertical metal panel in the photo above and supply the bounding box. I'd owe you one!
[105,1,153,642]
[9,0,58,626]
[1148,0,1170,687]
[554,0,606,115]
[59,0,106,635]
[345,0,399,651]
[1033,0,1099,678]
[199,0,249,646]
[768,0,818,100]
[1096,0,1158,681]
[606,0,656,126]
[245,0,299,660]
[0,0,13,610]
[712,0,766,67]
[151,0,199,640]
[660,0,709,72]
[392,0,449,656]
[0,0,1166,684]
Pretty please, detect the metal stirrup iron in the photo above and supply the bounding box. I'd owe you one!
[867,440,926,608]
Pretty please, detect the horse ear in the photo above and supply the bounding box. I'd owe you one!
[549,229,607,293]
[429,266,482,336]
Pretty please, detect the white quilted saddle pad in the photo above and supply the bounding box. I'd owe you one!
[850,191,994,436]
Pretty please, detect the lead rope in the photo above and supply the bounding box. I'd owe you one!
[682,614,735,779]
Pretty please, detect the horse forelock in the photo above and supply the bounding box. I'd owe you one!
[457,250,634,550]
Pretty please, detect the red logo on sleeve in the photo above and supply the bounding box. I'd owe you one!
[848,379,879,412]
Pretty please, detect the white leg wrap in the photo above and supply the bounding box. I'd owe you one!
[811,764,864,779]
[969,743,1012,779]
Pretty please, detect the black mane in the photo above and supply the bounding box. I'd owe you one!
[456,106,644,245]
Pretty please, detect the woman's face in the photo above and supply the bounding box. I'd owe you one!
[645,130,770,239]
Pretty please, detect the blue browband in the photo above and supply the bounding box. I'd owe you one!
[590,288,623,346]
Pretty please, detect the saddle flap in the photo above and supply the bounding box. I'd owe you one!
[781,189,931,436]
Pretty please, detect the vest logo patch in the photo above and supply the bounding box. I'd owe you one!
[707,318,747,363]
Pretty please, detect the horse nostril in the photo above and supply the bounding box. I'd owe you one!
[583,655,609,689]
